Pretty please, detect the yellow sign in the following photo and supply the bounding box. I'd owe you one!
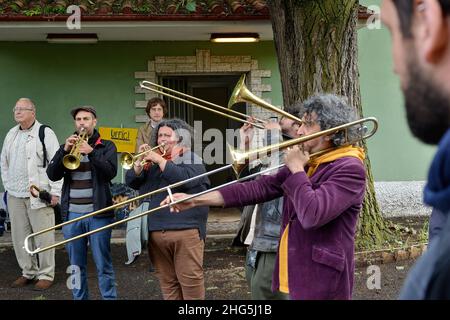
[99,127,138,153]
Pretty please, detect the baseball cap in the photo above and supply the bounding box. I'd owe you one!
[70,106,97,119]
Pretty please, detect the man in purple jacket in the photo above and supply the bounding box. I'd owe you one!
[162,94,367,300]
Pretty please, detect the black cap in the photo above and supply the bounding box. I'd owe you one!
[70,106,97,119]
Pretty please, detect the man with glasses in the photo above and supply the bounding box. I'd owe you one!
[1,98,62,291]
[163,94,367,299]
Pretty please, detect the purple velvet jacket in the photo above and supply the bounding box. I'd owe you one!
[219,157,366,300]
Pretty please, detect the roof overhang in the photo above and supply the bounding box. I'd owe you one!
[0,20,273,41]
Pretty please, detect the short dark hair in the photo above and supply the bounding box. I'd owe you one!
[392,0,450,37]
[284,100,303,120]
[145,97,167,117]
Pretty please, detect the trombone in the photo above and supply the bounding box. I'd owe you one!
[140,75,303,131]
[23,117,378,255]
[228,74,303,124]
[63,128,88,170]
[120,143,166,170]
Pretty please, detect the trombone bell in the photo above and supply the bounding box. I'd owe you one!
[228,74,303,125]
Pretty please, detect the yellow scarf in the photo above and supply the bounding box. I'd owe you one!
[278,145,365,294]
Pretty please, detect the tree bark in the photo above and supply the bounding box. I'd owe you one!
[267,0,390,249]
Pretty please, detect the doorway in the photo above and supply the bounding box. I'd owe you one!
[161,75,246,188]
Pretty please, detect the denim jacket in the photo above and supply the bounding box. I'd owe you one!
[233,129,284,254]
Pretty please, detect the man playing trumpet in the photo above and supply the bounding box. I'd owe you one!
[47,106,118,300]
[162,94,367,300]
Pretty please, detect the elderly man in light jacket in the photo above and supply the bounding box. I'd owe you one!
[1,98,62,291]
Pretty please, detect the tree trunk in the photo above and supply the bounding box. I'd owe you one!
[267,0,390,249]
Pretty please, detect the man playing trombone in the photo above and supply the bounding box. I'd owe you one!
[46,106,118,300]
[162,94,367,300]
[126,118,210,300]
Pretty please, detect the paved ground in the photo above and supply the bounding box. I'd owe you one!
[0,208,422,300]
[0,240,417,300]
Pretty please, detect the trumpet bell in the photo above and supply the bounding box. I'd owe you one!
[120,152,134,170]
[63,128,88,170]
[62,154,81,170]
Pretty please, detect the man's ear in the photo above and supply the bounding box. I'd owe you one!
[418,0,449,63]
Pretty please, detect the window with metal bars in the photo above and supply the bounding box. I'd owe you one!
[161,77,193,125]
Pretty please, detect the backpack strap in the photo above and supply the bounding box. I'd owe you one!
[39,125,51,168]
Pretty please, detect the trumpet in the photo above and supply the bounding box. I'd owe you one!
[62,128,88,170]
[120,143,166,170]
[23,117,378,256]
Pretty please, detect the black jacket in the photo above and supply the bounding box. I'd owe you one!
[125,150,210,240]
[46,129,117,221]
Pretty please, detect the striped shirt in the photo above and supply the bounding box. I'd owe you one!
[69,155,94,213]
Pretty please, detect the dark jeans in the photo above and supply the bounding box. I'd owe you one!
[63,212,116,300]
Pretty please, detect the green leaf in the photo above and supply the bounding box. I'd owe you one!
[185,0,197,12]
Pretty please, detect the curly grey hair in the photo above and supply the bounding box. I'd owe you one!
[303,94,359,147]
[150,118,194,148]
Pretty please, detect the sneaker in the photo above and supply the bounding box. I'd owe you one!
[10,276,35,288]
[33,279,53,291]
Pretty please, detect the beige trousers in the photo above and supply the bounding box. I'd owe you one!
[8,194,55,281]
[149,229,205,300]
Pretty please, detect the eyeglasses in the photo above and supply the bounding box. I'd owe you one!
[13,107,34,113]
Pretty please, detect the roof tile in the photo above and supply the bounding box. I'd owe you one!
[0,1,372,22]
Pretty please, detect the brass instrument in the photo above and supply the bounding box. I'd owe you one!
[139,77,303,130]
[229,117,378,176]
[228,74,303,124]
[62,128,88,170]
[23,117,378,256]
[120,143,166,170]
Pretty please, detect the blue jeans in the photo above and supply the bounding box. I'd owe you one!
[63,212,116,300]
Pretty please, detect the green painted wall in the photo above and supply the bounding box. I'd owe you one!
[0,17,437,191]
[359,0,435,181]
[0,41,281,188]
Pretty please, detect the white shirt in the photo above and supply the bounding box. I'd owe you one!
[6,127,30,197]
